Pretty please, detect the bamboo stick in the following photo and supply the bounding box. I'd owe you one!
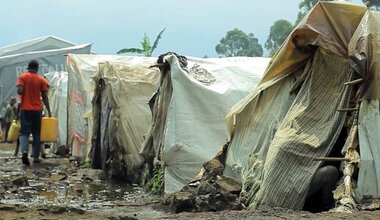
[344,78,364,85]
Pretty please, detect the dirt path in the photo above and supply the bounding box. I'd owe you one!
[1,142,380,220]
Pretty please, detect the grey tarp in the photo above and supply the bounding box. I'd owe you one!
[0,43,91,116]
[0,36,75,57]
[349,11,380,200]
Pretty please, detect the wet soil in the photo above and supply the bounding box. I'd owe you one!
[1,142,380,220]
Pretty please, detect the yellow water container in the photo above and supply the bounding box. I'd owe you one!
[40,117,58,142]
[7,120,20,141]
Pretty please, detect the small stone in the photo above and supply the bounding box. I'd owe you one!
[56,145,69,156]
[196,182,217,196]
[161,194,174,205]
[0,205,17,211]
[203,159,224,176]
[68,207,85,214]
[170,191,194,213]
[194,194,211,212]
[73,183,83,193]
[232,202,244,210]
[215,199,229,211]
[10,176,29,187]
[49,174,67,182]
[51,206,68,214]
[215,176,241,194]
[82,176,93,182]
[9,186,18,193]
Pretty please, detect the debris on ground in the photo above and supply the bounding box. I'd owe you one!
[163,143,243,213]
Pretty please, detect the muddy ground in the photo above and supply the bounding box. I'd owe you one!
[1,142,380,220]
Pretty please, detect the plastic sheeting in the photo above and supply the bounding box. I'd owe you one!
[224,1,370,210]
[357,100,380,200]
[349,10,380,100]
[254,49,350,210]
[226,2,366,134]
[91,61,159,181]
[349,11,380,200]
[143,54,270,193]
[67,54,158,160]
[223,74,298,181]
[259,2,366,83]
[45,71,68,149]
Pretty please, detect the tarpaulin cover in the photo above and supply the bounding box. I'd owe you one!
[244,49,350,210]
[349,11,380,200]
[143,54,270,193]
[45,71,68,149]
[225,1,369,210]
[91,60,159,181]
[66,54,158,160]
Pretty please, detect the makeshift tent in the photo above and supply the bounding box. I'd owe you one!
[224,1,377,211]
[66,54,158,162]
[91,61,159,181]
[0,37,91,117]
[141,53,270,193]
[45,71,69,149]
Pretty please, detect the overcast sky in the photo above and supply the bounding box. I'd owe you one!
[1,0,364,57]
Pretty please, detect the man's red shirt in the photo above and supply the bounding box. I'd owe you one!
[17,72,48,111]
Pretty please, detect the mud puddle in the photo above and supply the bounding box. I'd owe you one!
[0,143,166,219]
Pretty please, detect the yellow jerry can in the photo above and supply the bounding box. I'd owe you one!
[40,117,58,142]
[7,120,20,141]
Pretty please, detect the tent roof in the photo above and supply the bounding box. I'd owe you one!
[0,35,77,57]
[0,43,92,67]
[226,1,367,133]
[262,1,366,84]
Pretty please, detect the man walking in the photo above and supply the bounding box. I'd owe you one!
[17,60,51,165]
[2,97,17,143]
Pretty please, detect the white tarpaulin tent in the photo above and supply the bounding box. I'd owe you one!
[224,1,380,211]
[142,53,270,193]
[0,36,91,117]
[66,54,158,161]
[91,61,159,181]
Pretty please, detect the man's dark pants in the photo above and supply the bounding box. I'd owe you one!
[19,110,42,159]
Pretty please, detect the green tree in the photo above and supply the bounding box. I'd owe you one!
[117,28,166,57]
[215,28,263,57]
[295,0,333,24]
[265,19,293,57]
[363,0,380,10]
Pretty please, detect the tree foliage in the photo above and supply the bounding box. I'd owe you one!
[265,19,293,57]
[215,28,263,57]
[363,0,380,10]
[117,28,166,57]
[295,0,333,24]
